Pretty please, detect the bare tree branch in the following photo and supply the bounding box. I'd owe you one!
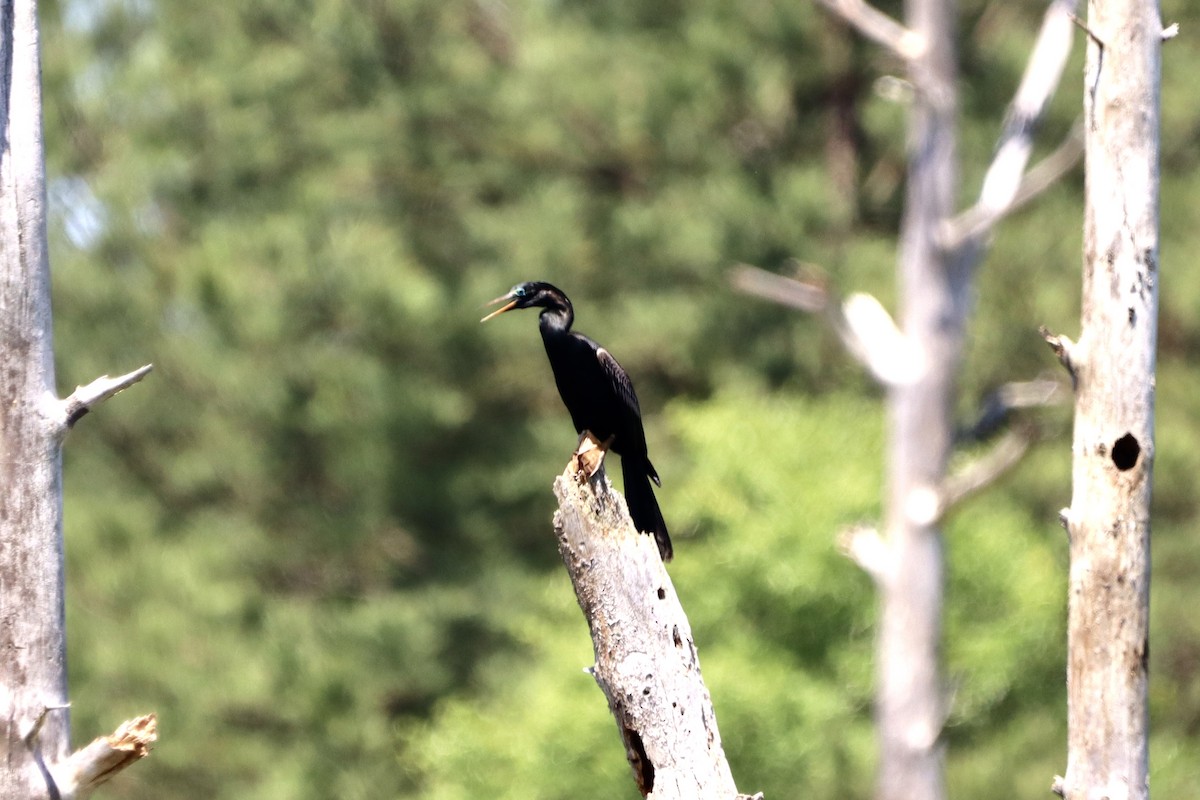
[729,263,826,313]
[1039,326,1077,386]
[940,0,1080,250]
[978,0,1077,196]
[996,378,1065,411]
[814,0,926,60]
[959,378,1065,442]
[49,715,158,799]
[842,292,925,386]
[730,264,923,387]
[940,428,1033,516]
[57,364,154,430]
[838,525,892,586]
[942,122,1083,248]
[1008,121,1084,205]
[552,466,757,799]
[1067,12,1106,48]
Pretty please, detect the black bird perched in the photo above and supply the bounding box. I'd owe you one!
[481,281,672,561]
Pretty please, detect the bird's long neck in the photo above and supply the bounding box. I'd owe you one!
[537,299,574,338]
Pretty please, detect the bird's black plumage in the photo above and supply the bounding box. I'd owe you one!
[482,281,672,561]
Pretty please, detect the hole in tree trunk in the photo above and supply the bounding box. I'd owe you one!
[1112,432,1140,471]
[624,727,655,794]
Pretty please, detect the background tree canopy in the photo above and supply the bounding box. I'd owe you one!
[37,0,1200,797]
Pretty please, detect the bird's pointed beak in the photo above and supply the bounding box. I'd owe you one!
[480,294,519,323]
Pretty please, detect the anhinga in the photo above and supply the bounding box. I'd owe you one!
[482,281,672,561]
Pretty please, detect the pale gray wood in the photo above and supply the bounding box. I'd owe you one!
[1056,0,1161,797]
[868,0,966,796]
[553,469,756,800]
[0,1,71,794]
[0,2,153,795]
[49,714,157,797]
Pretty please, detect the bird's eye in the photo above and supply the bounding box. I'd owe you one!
[514,286,527,298]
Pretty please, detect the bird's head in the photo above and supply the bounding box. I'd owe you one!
[480,281,569,322]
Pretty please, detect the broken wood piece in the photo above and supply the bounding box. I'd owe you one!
[552,467,757,799]
[50,714,157,798]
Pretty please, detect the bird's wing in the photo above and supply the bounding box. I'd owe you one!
[595,346,642,417]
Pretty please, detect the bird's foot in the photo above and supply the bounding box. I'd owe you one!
[573,431,613,484]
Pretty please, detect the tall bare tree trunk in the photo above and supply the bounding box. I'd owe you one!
[1,2,155,795]
[760,3,1078,796]
[0,1,71,793]
[875,1,962,798]
[1051,0,1161,797]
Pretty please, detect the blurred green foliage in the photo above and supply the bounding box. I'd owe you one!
[33,0,1200,797]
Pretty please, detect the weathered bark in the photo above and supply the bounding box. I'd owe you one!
[49,714,158,797]
[874,2,962,797]
[553,467,758,800]
[0,1,71,792]
[1052,0,1161,797]
[0,1,154,795]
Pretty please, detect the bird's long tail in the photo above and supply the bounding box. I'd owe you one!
[622,457,672,561]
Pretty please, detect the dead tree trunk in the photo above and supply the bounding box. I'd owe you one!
[874,2,962,797]
[0,1,154,796]
[746,2,1080,797]
[1046,0,1161,797]
[553,467,760,800]
[0,0,72,789]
